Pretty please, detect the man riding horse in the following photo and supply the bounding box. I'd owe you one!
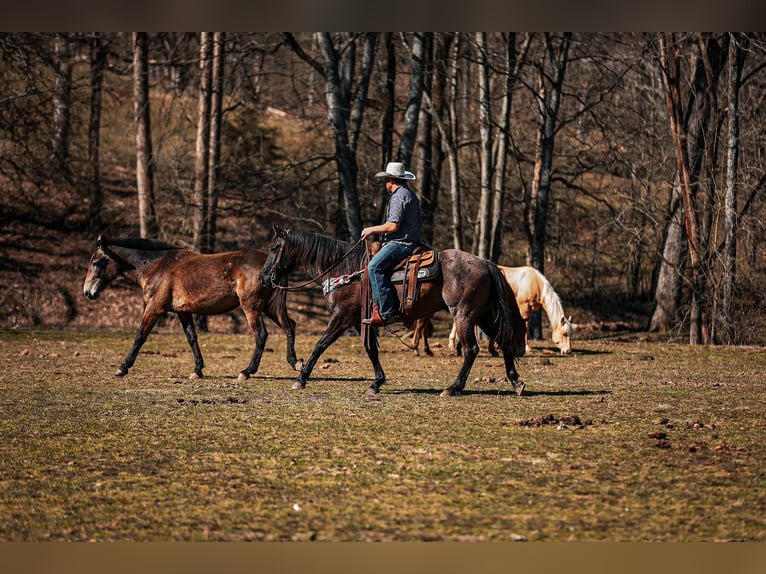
[361,161,423,327]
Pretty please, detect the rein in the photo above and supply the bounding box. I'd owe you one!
[271,236,367,292]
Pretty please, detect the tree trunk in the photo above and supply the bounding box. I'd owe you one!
[649,184,686,331]
[51,33,73,180]
[446,35,463,251]
[206,32,225,255]
[133,32,159,238]
[525,33,570,339]
[656,33,728,344]
[87,33,107,225]
[373,33,396,227]
[721,33,746,344]
[193,32,213,254]
[476,32,493,260]
[316,32,366,239]
[397,32,427,167]
[490,33,526,262]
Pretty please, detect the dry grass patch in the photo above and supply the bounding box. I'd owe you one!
[0,328,764,541]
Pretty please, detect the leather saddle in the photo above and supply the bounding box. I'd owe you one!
[389,248,440,315]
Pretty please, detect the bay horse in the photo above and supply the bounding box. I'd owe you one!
[410,264,572,357]
[83,235,301,380]
[259,225,527,397]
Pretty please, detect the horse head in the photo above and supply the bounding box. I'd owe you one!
[552,315,573,355]
[259,224,291,288]
[83,235,121,300]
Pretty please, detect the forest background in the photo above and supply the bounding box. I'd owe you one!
[1,32,764,345]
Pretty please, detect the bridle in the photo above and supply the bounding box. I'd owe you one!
[269,235,368,292]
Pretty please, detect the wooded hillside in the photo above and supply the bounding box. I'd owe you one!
[1,33,764,344]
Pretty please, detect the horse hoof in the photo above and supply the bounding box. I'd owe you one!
[292,381,306,391]
[115,369,127,377]
[238,372,250,382]
[365,387,379,395]
[294,360,304,372]
[189,372,202,380]
[513,381,526,396]
[440,389,454,397]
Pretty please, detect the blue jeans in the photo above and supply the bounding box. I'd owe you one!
[367,241,415,319]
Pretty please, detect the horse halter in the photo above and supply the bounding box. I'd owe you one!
[268,238,288,288]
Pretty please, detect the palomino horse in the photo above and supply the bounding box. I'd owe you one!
[83,235,301,380]
[412,265,573,356]
[259,225,527,396]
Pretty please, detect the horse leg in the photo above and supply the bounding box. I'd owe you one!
[503,350,525,396]
[410,320,421,356]
[294,313,365,390]
[448,321,462,356]
[238,308,268,381]
[116,310,161,377]
[441,317,480,397]
[265,293,301,371]
[422,318,433,357]
[363,328,386,395]
[178,312,205,379]
[487,334,499,357]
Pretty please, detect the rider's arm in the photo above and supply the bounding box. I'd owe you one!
[361,220,399,240]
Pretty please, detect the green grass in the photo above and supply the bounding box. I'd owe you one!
[0,328,764,541]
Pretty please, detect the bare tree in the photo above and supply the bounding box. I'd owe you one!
[207,32,226,254]
[193,32,213,253]
[133,32,159,238]
[422,33,464,250]
[656,33,728,343]
[397,33,427,166]
[284,32,377,240]
[87,33,107,225]
[721,33,748,344]
[51,33,72,180]
[476,32,493,260]
[524,32,571,339]
[490,33,529,262]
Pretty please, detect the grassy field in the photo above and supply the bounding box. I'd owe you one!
[1,327,764,541]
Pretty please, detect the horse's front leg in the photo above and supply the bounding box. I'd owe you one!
[294,313,367,391]
[116,310,161,377]
[441,317,480,397]
[178,312,205,379]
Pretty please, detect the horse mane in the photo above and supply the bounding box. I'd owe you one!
[102,236,181,252]
[286,229,366,276]
[538,269,571,332]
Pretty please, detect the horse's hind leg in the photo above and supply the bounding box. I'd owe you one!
[265,298,301,371]
[178,312,205,379]
[237,311,268,381]
[441,317,480,397]
[503,352,524,395]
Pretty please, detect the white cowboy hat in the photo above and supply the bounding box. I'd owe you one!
[375,161,416,180]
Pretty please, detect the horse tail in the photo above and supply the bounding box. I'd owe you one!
[487,261,526,359]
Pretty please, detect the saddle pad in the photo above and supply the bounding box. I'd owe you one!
[390,250,440,284]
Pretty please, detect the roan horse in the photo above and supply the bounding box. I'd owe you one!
[259,225,527,396]
[83,235,301,380]
[411,265,573,357]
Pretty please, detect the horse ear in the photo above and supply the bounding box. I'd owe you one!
[97,234,106,247]
[272,223,287,238]
[567,315,572,323]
